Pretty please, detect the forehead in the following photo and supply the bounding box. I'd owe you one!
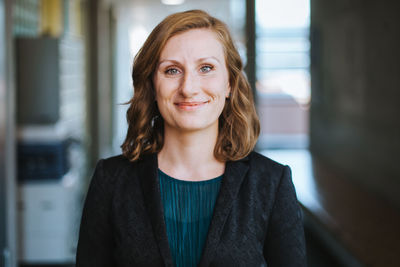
[159,29,225,60]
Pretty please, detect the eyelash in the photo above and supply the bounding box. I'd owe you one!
[163,64,214,75]
[200,65,214,73]
[165,68,180,75]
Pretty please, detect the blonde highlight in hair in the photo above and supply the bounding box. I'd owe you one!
[121,10,260,162]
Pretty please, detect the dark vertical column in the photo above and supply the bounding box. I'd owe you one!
[86,0,114,170]
[97,4,113,158]
[87,0,99,169]
[0,0,17,266]
[0,1,7,265]
[245,0,256,98]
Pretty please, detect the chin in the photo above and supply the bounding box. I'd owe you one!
[178,123,210,132]
[174,120,218,132]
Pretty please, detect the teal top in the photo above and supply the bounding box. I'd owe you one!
[158,169,223,267]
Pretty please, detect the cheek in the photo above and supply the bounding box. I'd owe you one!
[155,86,175,116]
[155,78,179,100]
[154,82,168,102]
[155,87,161,102]
[217,72,230,96]
[156,88,172,105]
[205,75,229,93]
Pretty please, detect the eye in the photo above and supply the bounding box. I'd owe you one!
[165,68,181,75]
[200,65,213,73]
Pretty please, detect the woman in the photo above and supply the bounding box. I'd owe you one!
[76,10,306,267]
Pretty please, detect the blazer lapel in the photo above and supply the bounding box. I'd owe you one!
[138,154,174,267]
[199,157,250,266]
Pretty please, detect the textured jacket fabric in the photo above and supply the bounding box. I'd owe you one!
[76,151,307,267]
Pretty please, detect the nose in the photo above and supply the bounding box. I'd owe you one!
[179,70,200,97]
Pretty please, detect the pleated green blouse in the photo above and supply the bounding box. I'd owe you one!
[158,169,223,267]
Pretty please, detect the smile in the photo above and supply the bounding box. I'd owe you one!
[175,101,210,110]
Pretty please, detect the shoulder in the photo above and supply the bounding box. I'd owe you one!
[241,151,292,190]
[93,154,130,179]
[246,151,284,166]
[246,151,288,175]
[100,154,132,172]
[244,152,298,208]
[99,153,156,172]
[91,153,155,186]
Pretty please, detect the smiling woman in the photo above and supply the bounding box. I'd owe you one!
[153,28,231,181]
[154,29,230,135]
[76,9,306,267]
[121,9,259,163]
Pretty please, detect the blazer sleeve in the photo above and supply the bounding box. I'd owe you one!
[264,165,307,267]
[76,160,115,266]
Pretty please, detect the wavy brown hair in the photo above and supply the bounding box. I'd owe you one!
[121,9,260,162]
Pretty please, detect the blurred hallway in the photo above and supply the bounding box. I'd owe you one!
[1,0,400,267]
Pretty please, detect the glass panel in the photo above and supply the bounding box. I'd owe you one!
[257,52,310,69]
[256,0,310,149]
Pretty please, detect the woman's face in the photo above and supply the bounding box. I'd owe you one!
[153,28,230,134]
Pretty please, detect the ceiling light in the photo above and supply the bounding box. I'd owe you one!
[161,0,185,5]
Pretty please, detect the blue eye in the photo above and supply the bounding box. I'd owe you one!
[200,65,213,73]
[165,68,180,75]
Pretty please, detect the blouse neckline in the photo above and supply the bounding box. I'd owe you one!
[158,169,223,184]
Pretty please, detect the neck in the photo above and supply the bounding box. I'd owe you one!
[157,125,225,181]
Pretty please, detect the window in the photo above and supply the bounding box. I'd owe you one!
[256,0,310,149]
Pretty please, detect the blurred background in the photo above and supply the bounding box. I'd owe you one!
[0,0,399,266]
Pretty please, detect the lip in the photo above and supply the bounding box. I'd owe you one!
[174,100,210,110]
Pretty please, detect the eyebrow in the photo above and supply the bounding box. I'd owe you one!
[158,56,221,66]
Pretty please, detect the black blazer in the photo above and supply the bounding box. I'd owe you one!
[76,152,306,267]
